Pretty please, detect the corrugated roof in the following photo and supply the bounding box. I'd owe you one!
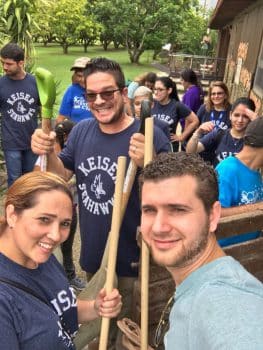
[209,0,256,29]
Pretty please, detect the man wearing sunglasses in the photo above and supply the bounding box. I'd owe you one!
[140,152,263,349]
[31,57,170,348]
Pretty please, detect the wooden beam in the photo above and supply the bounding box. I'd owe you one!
[216,210,263,239]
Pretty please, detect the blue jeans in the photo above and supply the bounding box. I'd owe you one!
[4,149,38,187]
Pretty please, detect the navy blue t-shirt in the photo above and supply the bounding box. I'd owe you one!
[0,74,40,150]
[197,104,231,130]
[200,129,244,167]
[0,254,78,350]
[59,118,170,276]
[151,99,191,133]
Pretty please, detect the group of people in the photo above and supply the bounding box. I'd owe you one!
[0,41,263,349]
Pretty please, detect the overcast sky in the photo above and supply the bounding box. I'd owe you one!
[199,0,217,9]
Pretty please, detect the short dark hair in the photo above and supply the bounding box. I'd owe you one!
[231,97,256,112]
[84,57,126,89]
[0,43,24,62]
[139,152,219,213]
[181,69,198,86]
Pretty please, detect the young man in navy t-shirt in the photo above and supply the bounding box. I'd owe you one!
[0,43,40,186]
[31,57,170,348]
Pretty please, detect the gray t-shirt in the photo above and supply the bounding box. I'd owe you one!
[165,256,263,349]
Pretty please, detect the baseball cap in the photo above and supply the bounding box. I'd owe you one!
[244,117,263,147]
[70,57,91,71]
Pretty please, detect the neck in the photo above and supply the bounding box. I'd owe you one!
[9,70,26,80]
[99,113,134,134]
[168,234,225,286]
[214,104,224,111]
[236,146,261,170]
[230,128,244,139]
[159,97,171,106]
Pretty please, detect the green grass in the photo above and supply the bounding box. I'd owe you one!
[34,44,160,112]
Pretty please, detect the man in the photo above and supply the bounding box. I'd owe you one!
[216,116,263,246]
[0,42,40,186]
[31,57,170,347]
[140,152,263,349]
[56,57,93,124]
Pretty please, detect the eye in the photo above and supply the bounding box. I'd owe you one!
[60,220,71,228]
[142,207,156,214]
[38,216,50,224]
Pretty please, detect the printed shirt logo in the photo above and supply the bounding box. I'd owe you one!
[78,156,117,216]
[91,174,106,199]
[73,96,90,111]
[7,91,36,122]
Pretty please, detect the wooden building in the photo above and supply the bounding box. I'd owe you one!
[209,0,263,114]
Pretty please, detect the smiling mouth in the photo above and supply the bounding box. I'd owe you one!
[154,238,181,250]
[38,242,54,252]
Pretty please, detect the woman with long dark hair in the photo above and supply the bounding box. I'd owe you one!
[151,76,199,151]
[186,97,257,166]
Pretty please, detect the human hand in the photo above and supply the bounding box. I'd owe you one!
[31,129,56,155]
[170,133,183,142]
[196,121,214,136]
[129,132,145,167]
[244,108,258,121]
[94,288,122,318]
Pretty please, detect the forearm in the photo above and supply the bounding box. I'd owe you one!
[181,113,199,141]
[221,201,263,217]
[47,151,73,181]
[186,131,204,153]
[77,299,99,324]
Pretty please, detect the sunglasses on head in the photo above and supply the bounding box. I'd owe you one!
[85,88,121,102]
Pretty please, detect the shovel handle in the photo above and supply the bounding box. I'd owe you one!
[141,117,154,350]
[99,156,127,350]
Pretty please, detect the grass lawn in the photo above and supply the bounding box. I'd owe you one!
[34,44,160,113]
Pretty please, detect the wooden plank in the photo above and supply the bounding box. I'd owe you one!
[216,210,263,239]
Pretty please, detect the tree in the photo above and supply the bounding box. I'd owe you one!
[1,0,42,64]
[87,0,199,63]
[48,0,87,54]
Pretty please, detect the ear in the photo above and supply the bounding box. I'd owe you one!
[6,204,18,228]
[122,87,128,103]
[18,60,24,69]
[209,201,221,233]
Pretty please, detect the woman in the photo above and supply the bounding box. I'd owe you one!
[181,68,204,113]
[0,172,121,349]
[197,80,231,129]
[196,81,231,162]
[126,71,157,116]
[151,76,199,151]
[186,97,257,166]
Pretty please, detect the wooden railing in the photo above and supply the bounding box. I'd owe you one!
[168,53,226,81]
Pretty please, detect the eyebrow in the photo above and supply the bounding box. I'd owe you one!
[141,203,190,210]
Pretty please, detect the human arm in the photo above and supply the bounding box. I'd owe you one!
[171,110,199,143]
[31,129,73,181]
[77,288,122,324]
[186,121,215,153]
[221,201,263,217]
[0,296,20,350]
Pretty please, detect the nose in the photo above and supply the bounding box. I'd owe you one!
[46,223,62,243]
[152,211,171,234]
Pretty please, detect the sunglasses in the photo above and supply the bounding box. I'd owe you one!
[85,88,121,102]
[153,296,175,348]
